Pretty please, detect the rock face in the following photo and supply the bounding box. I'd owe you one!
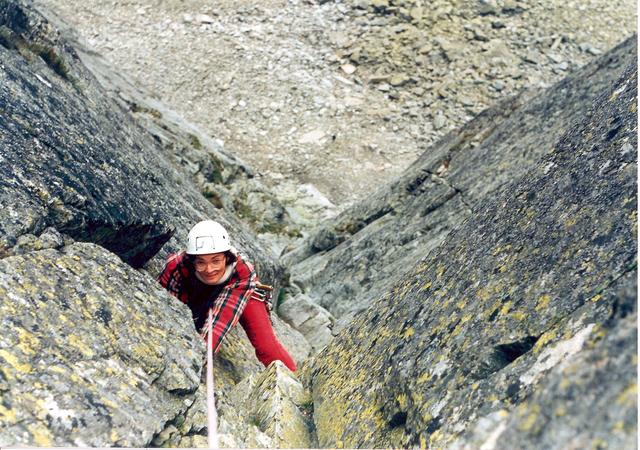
[0,1,307,447]
[285,37,636,328]
[0,0,285,282]
[0,243,202,446]
[306,57,637,448]
[37,0,636,209]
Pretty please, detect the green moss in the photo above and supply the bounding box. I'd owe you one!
[188,133,202,150]
[31,44,70,80]
[130,103,163,119]
[203,190,224,209]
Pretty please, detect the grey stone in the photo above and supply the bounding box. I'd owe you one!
[433,113,446,129]
[477,0,499,16]
[0,243,202,447]
[492,80,506,91]
[307,52,637,449]
[523,51,541,64]
[286,37,635,326]
[227,362,314,448]
[278,294,334,353]
[389,73,410,87]
[547,53,564,64]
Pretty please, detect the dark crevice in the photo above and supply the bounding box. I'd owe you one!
[423,168,474,214]
[469,334,541,380]
[494,335,540,365]
[389,411,407,428]
[62,220,173,268]
[425,416,442,434]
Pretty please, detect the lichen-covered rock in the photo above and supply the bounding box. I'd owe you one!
[0,243,202,447]
[286,37,635,323]
[0,0,305,446]
[166,360,315,449]
[306,53,637,448]
[0,0,285,285]
[34,3,305,254]
[227,361,314,448]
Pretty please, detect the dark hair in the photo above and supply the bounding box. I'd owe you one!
[186,251,236,269]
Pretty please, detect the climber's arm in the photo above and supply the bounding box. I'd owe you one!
[157,252,189,304]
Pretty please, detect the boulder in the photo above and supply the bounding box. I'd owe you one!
[278,294,334,353]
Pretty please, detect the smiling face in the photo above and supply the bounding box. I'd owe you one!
[193,252,227,284]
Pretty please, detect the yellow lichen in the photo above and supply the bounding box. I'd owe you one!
[589,294,603,303]
[590,437,607,449]
[460,314,472,324]
[500,301,513,315]
[403,327,415,339]
[615,383,637,406]
[517,404,540,432]
[27,423,53,447]
[397,393,408,410]
[0,404,17,424]
[416,372,431,384]
[0,349,33,374]
[535,295,552,311]
[533,330,557,353]
[17,328,40,356]
[555,405,567,417]
[67,334,95,358]
[612,421,625,432]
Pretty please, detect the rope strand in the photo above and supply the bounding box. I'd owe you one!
[206,308,219,449]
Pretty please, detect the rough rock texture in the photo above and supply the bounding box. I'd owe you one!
[37,0,636,207]
[151,361,314,448]
[0,243,202,446]
[225,361,315,448]
[0,0,284,282]
[285,37,636,327]
[0,1,307,447]
[307,58,637,448]
[36,6,307,255]
[278,294,334,353]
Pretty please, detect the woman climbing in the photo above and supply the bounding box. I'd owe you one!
[158,219,297,371]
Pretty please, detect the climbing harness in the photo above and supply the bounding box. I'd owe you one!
[206,308,219,449]
[253,282,274,313]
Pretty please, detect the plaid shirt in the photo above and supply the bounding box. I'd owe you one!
[158,251,257,353]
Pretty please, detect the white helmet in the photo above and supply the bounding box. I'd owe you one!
[186,220,232,255]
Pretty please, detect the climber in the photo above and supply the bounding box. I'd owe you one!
[158,219,297,371]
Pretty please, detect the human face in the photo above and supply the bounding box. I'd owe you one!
[194,253,227,284]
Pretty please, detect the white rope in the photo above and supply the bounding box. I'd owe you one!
[206,308,219,449]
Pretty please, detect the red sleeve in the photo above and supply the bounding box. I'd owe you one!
[203,255,257,353]
[157,252,189,304]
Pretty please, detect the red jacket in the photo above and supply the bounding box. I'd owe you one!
[158,251,257,353]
